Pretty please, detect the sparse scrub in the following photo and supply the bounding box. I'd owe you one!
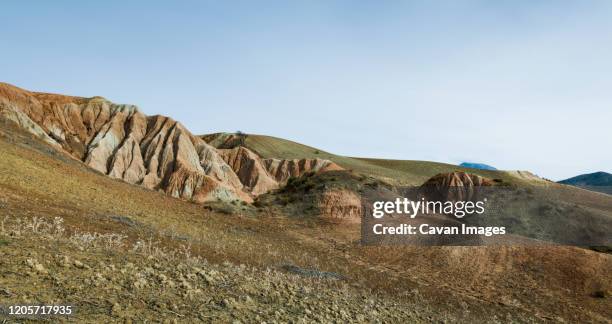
[0,215,433,323]
[252,199,264,208]
[70,232,127,250]
[1,215,209,266]
[0,216,65,238]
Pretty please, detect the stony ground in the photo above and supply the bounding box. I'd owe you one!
[0,218,429,323]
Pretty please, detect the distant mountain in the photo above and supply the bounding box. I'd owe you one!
[459,162,497,171]
[559,171,612,195]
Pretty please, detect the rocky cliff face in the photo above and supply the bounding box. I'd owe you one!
[0,83,342,203]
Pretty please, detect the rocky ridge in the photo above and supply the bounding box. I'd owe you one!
[0,83,341,202]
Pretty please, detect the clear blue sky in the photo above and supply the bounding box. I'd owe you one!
[2,1,611,180]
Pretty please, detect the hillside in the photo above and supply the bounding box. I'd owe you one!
[0,122,425,322]
[2,116,611,322]
[9,78,548,206]
[202,133,536,186]
[0,84,611,322]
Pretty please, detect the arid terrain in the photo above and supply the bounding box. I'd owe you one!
[0,83,610,323]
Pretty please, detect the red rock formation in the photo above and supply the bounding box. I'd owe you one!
[218,146,344,196]
[218,146,279,195]
[0,82,345,201]
[0,82,249,203]
[419,171,494,202]
[423,172,494,187]
[316,189,362,224]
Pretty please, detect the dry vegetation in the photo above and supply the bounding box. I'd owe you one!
[1,125,611,322]
[1,216,425,323]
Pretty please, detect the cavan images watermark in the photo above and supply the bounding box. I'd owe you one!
[361,186,612,246]
[370,197,506,237]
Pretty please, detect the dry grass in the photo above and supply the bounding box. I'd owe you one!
[1,127,611,322]
[1,218,429,322]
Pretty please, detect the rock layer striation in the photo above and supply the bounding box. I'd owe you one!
[419,171,494,202]
[0,83,341,202]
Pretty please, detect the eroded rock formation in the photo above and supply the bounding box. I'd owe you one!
[316,189,362,223]
[218,146,344,196]
[0,83,255,202]
[419,171,494,202]
[218,146,279,195]
[263,158,343,183]
[0,83,346,202]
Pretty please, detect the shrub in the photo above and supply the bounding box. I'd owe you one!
[303,183,315,193]
[70,232,127,250]
[279,196,290,206]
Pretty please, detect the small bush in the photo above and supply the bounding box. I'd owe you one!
[70,232,127,250]
[303,183,315,193]
[1,216,65,238]
[286,177,298,187]
[278,196,290,206]
[537,204,554,215]
[367,181,379,188]
[215,205,234,214]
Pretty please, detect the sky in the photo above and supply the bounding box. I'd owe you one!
[2,1,611,181]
